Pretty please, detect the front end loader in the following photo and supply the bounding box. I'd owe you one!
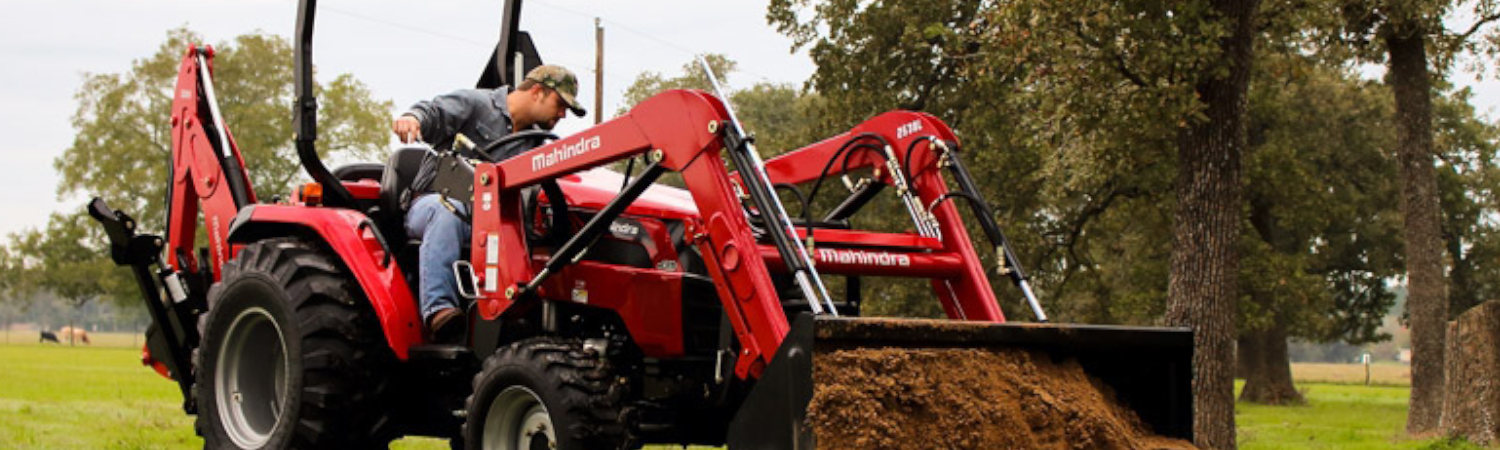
[89,0,1193,448]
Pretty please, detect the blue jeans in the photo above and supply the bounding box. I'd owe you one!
[404,194,470,322]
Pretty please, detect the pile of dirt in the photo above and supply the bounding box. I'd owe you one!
[808,347,1195,449]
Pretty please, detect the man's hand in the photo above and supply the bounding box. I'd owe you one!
[392,115,422,143]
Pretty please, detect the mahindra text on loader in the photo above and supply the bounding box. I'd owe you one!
[89,0,1193,448]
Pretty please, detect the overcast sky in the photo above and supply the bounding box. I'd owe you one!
[3,1,1500,241]
[0,0,815,238]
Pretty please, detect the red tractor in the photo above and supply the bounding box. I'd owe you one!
[90,1,1192,448]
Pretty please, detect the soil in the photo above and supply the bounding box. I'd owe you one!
[808,347,1196,449]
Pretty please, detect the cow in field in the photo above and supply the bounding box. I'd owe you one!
[57,326,90,345]
[39,330,59,343]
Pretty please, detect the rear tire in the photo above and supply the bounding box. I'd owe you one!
[195,238,397,449]
[463,337,630,450]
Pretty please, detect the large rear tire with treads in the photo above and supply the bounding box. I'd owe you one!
[195,238,397,449]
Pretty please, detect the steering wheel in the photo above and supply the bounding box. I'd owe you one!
[476,129,560,162]
[481,130,569,245]
[526,181,571,246]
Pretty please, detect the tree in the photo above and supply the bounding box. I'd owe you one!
[1236,54,1403,404]
[0,243,22,342]
[1434,87,1500,319]
[1162,1,1259,446]
[1329,0,1500,432]
[9,212,133,338]
[55,27,392,234]
[617,54,830,155]
[17,27,393,316]
[770,0,1259,445]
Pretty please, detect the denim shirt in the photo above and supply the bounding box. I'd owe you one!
[404,87,546,199]
[406,88,514,153]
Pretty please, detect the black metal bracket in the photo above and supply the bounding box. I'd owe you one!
[87,197,198,413]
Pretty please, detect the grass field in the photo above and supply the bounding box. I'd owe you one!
[1291,362,1412,386]
[1235,383,1482,449]
[0,337,198,449]
[0,336,1487,449]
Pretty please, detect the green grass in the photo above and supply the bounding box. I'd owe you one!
[1235,381,1488,449]
[3,340,1492,449]
[0,343,198,449]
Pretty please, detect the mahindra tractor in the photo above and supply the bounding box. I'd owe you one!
[89,0,1193,448]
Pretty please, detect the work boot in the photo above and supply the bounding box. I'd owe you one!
[426,307,465,344]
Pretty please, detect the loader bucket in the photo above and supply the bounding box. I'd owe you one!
[727,314,1193,449]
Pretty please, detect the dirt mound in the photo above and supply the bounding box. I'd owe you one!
[808,347,1195,449]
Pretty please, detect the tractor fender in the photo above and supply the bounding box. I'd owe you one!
[226,205,423,360]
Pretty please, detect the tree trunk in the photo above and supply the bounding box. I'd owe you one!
[1440,300,1500,443]
[1238,321,1305,404]
[1165,0,1257,447]
[1385,27,1447,435]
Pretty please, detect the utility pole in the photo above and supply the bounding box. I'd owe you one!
[594,17,604,125]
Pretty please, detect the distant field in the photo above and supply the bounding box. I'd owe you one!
[1292,362,1411,386]
[0,341,1472,449]
[3,330,146,348]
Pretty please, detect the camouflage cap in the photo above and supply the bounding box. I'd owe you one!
[525,64,586,117]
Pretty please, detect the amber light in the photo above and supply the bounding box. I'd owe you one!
[300,182,323,205]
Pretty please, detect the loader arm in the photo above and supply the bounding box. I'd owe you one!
[739,111,1008,322]
[471,89,812,378]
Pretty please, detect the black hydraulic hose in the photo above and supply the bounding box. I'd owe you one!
[773,183,809,224]
[810,143,882,230]
[802,133,889,237]
[940,166,1031,286]
[904,136,929,178]
[621,156,635,191]
[839,144,886,177]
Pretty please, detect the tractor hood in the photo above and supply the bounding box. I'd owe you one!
[554,168,700,220]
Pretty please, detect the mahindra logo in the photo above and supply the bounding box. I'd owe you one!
[817,248,911,267]
[531,135,602,171]
[608,220,639,239]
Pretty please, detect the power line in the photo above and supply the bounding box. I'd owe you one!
[318,4,638,89]
[321,5,491,49]
[527,0,786,85]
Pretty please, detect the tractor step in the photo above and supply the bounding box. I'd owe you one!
[408,344,475,362]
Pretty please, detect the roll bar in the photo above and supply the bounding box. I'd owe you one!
[292,0,540,208]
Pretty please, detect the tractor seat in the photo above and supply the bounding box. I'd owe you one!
[333,163,385,182]
[379,145,430,227]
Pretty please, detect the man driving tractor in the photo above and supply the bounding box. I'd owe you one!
[392,64,587,342]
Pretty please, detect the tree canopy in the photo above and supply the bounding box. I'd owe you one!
[56,27,392,232]
[15,27,393,310]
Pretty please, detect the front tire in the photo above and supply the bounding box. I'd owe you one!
[195,238,396,449]
[463,337,630,450]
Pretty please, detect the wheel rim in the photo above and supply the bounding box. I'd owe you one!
[483,386,555,450]
[215,306,290,448]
